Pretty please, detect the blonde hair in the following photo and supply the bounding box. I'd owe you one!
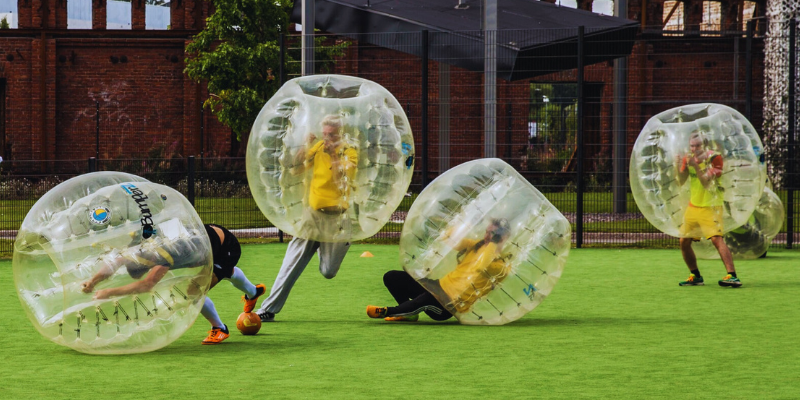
[321,115,342,130]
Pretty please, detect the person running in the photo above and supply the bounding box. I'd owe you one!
[676,132,741,288]
[256,115,357,322]
[366,219,512,322]
[81,224,266,344]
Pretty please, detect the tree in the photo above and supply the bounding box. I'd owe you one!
[184,0,347,140]
[0,17,10,30]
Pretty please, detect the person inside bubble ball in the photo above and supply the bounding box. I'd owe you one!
[676,132,741,288]
[254,115,357,323]
[365,218,513,322]
[81,224,266,344]
[297,114,359,214]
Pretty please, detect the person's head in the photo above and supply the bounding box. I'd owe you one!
[321,115,342,142]
[485,218,511,244]
[688,131,705,157]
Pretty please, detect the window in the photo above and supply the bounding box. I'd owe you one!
[742,1,757,31]
[68,0,92,29]
[146,0,170,30]
[526,83,578,173]
[0,0,17,29]
[108,0,132,29]
[701,1,722,36]
[663,1,684,36]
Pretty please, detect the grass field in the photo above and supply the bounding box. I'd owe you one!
[2,244,799,399]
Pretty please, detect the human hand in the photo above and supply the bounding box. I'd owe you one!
[81,280,95,293]
[306,134,317,145]
[94,289,111,300]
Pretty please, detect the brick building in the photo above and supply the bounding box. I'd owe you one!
[0,0,232,169]
[0,0,769,178]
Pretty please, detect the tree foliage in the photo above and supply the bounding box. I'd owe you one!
[185,0,347,140]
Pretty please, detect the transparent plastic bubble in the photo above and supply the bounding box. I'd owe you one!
[400,159,570,325]
[630,104,765,238]
[246,74,415,242]
[692,186,785,259]
[13,172,213,354]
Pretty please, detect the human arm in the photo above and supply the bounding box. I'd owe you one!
[688,153,723,189]
[93,265,170,299]
[331,146,359,183]
[675,155,689,186]
[294,134,319,165]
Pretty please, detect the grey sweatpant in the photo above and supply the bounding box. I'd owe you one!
[257,237,350,314]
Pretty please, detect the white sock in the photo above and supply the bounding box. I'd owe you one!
[228,266,257,298]
[200,296,226,330]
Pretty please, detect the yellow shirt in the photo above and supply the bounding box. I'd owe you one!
[306,140,358,210]
[439,239,510,314]
[682,151,723,207]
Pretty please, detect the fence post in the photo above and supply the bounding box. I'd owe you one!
[787,19,796,249]
[421,29,429,187]
[745,20,754,121]
[576,26,585,249]
[505,102,512,159]
[88,157,97,173]
[200,106,205,158]
[187,156,196,206]
[95,101,100,159]
[280,32,286,85]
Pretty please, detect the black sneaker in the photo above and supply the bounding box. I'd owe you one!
[258,311,275,322]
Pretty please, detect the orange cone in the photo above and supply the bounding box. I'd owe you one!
[360,251,374,258]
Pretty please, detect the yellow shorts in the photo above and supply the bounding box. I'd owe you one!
[680,205,723,240]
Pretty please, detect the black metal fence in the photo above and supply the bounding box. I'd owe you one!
[2,24,798,256]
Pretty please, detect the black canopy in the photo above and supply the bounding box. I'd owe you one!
[291,0,639,80]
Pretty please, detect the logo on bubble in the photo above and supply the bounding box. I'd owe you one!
[89,207,111,225]
[120,183,156,239]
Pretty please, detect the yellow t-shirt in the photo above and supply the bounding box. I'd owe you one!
[682,151,724,207]
[306,140,358,210]
[439,239,510,314]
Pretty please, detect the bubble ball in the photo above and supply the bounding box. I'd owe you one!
[13,172,213,354]
[246,74,415,242]
[630,103,765,238]
[692,186,785,259]
[400,159,570,325]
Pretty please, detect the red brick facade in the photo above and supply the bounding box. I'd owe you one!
[0,0,769,177]
[1,0,232,166]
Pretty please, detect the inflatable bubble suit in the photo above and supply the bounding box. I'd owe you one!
[246,74,415,242]
[13,172,213,354]
[630,103,765,238]
[400,159,570,325]
[692,186,785,259]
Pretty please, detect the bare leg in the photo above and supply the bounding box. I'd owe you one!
[680,238,698,271]
[710,236,736,274]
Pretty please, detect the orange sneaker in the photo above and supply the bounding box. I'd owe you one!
[385,314,419,322]
[202,327,230,345]
[366,305,388,318]
[242,284,267,313]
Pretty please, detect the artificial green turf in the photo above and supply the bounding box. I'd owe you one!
[1,245,799,399]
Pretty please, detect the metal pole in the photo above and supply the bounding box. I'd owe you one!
[188,156,196,206]
[280,32,286,84]
[301,0,315,76]
[88,157,97,173]
[483,0,497,158]
[421,30,429,187]
[200,106,204,158]
[576,26,585,249]
[787,19,796,249]
[612,0,629,214]
[745,20,754,120]
[95,101,100,159]
[505,102,512,159]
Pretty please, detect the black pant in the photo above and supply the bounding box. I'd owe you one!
[383,270,453,321]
